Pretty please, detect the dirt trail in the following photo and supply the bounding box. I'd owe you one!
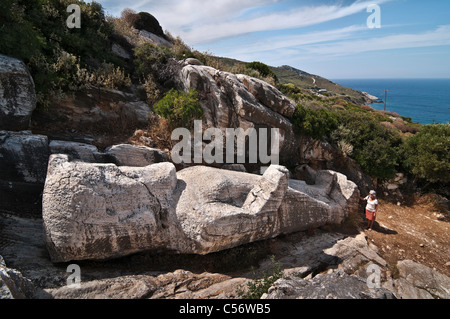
[363,199,449,276]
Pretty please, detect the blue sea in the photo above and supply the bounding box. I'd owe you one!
[332,79,450,125]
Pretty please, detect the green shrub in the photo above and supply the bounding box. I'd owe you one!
[332,111,402,180]
[291,104,339,140]
[246,61,278,83]
[154,89,203,128]
[134,42,174,79]
[403,124,450,185]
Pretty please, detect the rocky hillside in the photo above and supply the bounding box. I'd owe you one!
[1,1,448,300]
[272,65,373,104]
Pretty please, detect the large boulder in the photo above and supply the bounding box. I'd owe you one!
[133,12,166,39]
[42,155,359,262]
[236,74,296,118]
[177,64,299,166]
[0,55,36,131]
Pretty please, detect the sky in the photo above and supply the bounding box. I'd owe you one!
[95,0,450,79]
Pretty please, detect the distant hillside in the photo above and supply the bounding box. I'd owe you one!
[271,65,369,105]
[209,57,370,105]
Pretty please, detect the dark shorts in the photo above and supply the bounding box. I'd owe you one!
[366,210,376,221]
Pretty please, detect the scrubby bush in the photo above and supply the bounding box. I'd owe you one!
[291,104,339,140]
[246,62,277,79]
[403,124,450,185]
[246,61,278,84]
[291,102,402,180]
[134,42,174,79]
[332,111,402,180]
[154,89,203,128]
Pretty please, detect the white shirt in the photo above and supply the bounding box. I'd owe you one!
[365,196,378,212]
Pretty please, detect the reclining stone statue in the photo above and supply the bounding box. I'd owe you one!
[42,154,359,263]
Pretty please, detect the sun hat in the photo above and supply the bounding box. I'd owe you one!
[369,190,377,195]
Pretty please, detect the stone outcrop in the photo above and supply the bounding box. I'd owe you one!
[139,30,173,47]
[0,54,37,131]
[0,131,49,185]
[393,260,450,299]
[236,74,296,118]
[0,256,49,299]
[32,86,153,140]
[262,271,396,299]
[175,62,373,192]
[177,64,299,166]
[105,144,169,167]
[46,270,247,299]
[42,155,359,262]
[49,140,104,163]
[0,131,48,214]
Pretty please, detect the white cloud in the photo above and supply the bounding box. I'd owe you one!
[125,0,391,45]
[305,25,450,56]
[223,25,367,57]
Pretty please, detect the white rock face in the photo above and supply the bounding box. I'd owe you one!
[139,30,173,47]
[43,156,359,262]
[178,64,298,164]
[0,54,37,131]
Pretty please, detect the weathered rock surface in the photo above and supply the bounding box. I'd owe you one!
[236,74,296,118]
[0,130,49,184]
[42,155,359,262]
[0,54,37,131]
[262,271,396,299]
[49,140,104,163]
[105,144,169,167]
[177,64,299,165]
[139,30,173,47]
[32,87,153,140]
[47,270,247,299]
[394,260,450,299]
[174,165,291,254]
[0,256,49,299]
